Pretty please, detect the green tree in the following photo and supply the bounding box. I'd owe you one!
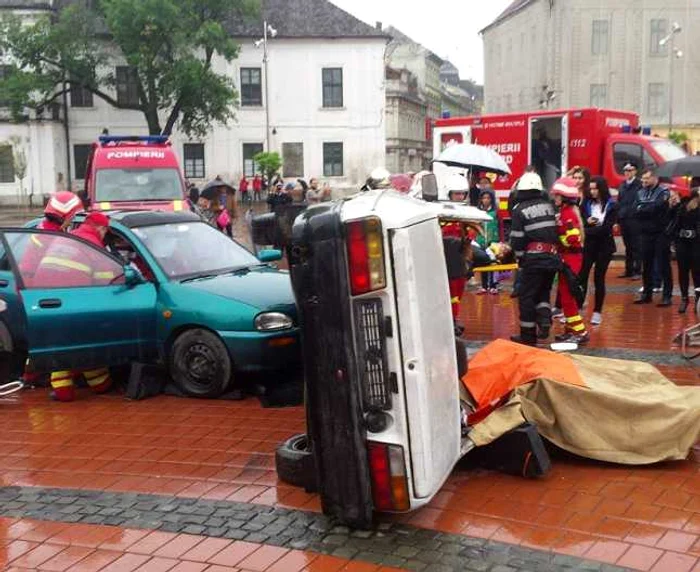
[668,131,689,146]
[0,0,259,137]
[253,151,283,183]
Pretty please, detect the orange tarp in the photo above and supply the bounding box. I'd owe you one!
[461,339,586,409]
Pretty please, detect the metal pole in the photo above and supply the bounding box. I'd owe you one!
[669,35,674,133]
[263,21,270,151]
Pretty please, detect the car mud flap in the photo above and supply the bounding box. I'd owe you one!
[467,422,551,478]
[288,204,374,528]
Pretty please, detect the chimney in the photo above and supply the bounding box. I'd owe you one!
[376,21,382,31]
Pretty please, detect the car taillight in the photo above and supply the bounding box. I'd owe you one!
[368,442,410,512]
[346,217,386,296]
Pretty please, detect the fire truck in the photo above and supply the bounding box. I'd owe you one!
[83,135,190,212]
[432,108,687,235]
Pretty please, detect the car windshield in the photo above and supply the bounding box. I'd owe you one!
[132,222,261,280]
[651,140,687,162]
[95,168,183,202]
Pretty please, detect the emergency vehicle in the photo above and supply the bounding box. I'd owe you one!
[275,188,492,528]
[433,108,687,230]
[83,135,190,212]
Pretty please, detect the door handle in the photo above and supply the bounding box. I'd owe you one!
[38,299,62,309]
[0,279,7,288]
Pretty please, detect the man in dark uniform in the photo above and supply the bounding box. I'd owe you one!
[509,172,561,345]
[617,162,642,278]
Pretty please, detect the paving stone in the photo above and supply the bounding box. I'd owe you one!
[464,562,493,572]
[330,545,358,559]
[158,522,185,533]
[394,544,420,558]
[223,528,250,540]
[181,524,207,535]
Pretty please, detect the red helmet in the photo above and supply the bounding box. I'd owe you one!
[44,191,82,222]
[84,211,110,227]
[551,177,579,201]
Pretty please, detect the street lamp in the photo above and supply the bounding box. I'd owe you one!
[255,21,278,151]
[659,22,682,133]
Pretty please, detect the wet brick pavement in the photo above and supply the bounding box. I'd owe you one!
[0,486,629,571]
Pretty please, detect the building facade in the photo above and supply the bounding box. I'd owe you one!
[482,0,700,149]
[0,0,388,205]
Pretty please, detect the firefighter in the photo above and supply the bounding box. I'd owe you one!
[440,174,471,336]
[361,167,392,192]
[509,173,560,346]
[35,212,115,401]
[551,177,589,344]
[19,191,83,386]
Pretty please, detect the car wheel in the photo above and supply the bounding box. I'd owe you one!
[169,329,232,398]
[275,433,318,492]
[455,337,468,379]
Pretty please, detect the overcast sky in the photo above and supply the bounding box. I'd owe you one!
[331,0,514,84]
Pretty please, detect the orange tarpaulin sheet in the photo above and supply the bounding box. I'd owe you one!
[461,339,586,409]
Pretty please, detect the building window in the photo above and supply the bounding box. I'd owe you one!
[115,66,140,106]
[73,144,91,180]
[323,142,343,177]
[592,20,609,55]
[0,146,14,183]
[70,81,93,108]
[282,142,304,178]
[0,66,12,107]
[590,84,608,108]
[647,83,667,117]
[322,68,343,108]
[240,68,262,107]
[242,143,263,177]
[183,143,205,179]
[650,19,668,56]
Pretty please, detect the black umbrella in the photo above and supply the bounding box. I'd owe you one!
[655,156,700,180]
[200,179,236,201]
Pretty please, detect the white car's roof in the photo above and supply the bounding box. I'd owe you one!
[340,189,490,229]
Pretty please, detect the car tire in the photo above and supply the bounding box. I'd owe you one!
[455,337,468,379]
[275,433,318,492]
[169,329,232,398]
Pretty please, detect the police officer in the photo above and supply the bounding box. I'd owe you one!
[509,173,560,345]
[617,163,642,278]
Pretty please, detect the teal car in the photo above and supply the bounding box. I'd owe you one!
[0,211,300,397]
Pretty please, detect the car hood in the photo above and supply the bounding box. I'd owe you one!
[180,267,296,313]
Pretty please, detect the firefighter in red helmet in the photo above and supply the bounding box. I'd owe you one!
[33,212,115,401]
[551,177,589,344]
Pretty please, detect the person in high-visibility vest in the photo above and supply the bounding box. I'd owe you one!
[34,212,115,401]
[551,177,589,344]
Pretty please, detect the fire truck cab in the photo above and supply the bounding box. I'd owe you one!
[433,108,687,234]
[84,135,190,213]
[276,189,491,528]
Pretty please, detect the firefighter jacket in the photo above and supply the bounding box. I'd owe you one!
[509,190,560,269]
[33,225,116,288]
[557,204,584,253]
[19,219,63,286]
[441,220,469,279]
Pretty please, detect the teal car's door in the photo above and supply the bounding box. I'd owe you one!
[0,237,25,356]
[1,229,158,372]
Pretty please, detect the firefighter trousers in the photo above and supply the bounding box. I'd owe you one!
[50,368,112,402]
[558,253,586,335]
[448,277,467,321]
[517,265,556,343]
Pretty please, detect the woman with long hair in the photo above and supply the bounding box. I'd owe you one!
[668,188,700,313]
[571,166,591,204]
[579,176,618,325]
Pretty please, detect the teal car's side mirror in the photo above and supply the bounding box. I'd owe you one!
[124,265,145,287]
[258,249,283,263]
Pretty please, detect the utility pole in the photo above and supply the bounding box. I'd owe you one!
[659,22,682,134]
[256,22,277,152]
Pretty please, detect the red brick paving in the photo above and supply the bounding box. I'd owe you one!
[0,261,698,570]
[0,517,397,571]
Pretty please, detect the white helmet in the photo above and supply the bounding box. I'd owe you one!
[445,173,469,193]
[367,167,392,190]
[516,172,544,192]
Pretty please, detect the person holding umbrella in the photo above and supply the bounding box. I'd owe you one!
[199,179,235,236]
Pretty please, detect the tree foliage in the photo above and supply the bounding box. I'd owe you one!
[0,0,259,137]
[253,151,282,182]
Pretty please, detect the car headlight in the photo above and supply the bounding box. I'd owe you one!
[255,312,294,331]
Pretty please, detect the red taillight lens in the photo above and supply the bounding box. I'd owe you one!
[368,442,410,512]
[346,218,386,296]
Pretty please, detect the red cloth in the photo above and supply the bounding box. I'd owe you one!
[557,206,586,334]
[557,205,583,251]
[449,278,466,320]
[71,224,105,248]
[19,219,64,286]
[239,177,249,192]
[252,176,262,192]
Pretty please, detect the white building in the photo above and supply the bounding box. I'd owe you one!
[0,0,388,205]
[481,0,700,148]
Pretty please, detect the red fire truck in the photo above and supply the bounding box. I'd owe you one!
[84,135,190,212]
[432,108,687,230]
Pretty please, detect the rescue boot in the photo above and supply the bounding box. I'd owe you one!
[679,298,689,314]
[510,335,537,347]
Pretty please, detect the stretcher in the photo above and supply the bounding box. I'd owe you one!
[472,263,518,273]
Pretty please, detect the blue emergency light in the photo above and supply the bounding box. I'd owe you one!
[442,111,451,119]
[621,125,632,133]
[99,135,169,144]
[642,126,652,135]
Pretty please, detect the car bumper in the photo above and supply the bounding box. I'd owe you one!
[218,328,301,371]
